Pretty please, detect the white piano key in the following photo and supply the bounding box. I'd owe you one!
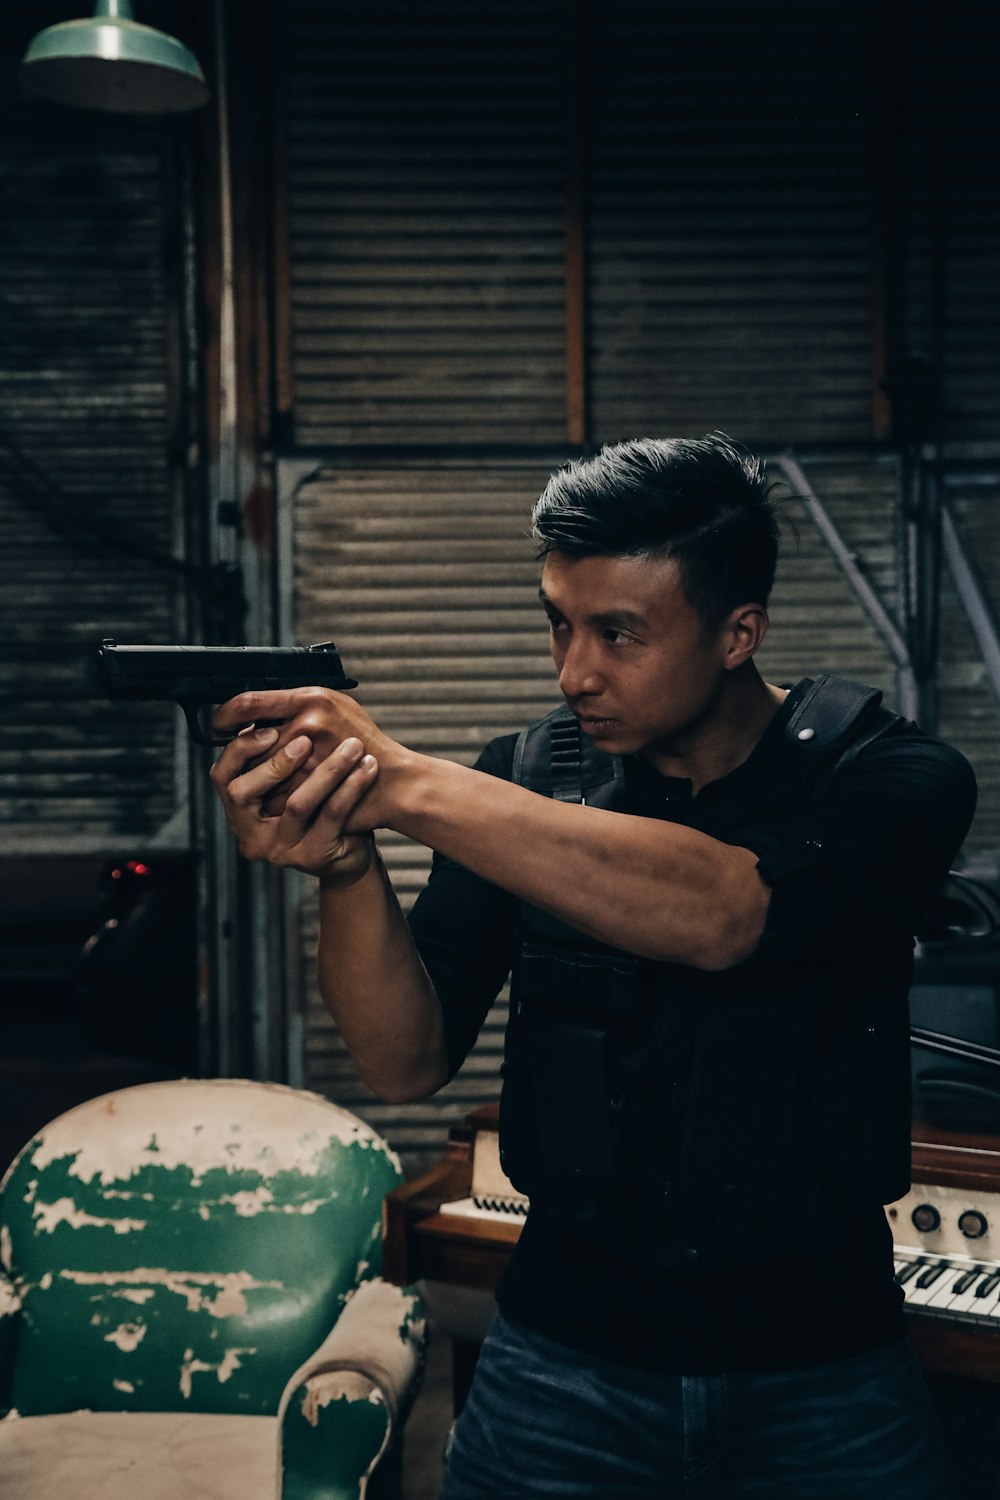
[943,1267,995,1317]
[957,1272,1000,1318]
[922,1265,975,1313]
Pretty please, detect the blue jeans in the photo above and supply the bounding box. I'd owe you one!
[439,1311,959,1499]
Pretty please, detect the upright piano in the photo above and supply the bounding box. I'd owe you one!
[384,1104,1000,1399]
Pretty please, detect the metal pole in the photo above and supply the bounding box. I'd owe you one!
[205,0,246,1077]
[771,454,917,713]
[941,503,1000,712]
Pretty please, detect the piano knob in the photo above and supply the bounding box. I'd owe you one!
[959,1210,989,1239]
[911,1203,941,1233]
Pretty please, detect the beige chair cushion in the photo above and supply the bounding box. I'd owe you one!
[0,1411,277,1500]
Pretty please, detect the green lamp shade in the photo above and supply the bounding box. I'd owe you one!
[20,1,208,115]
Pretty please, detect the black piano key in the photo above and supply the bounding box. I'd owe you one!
[974,1271,1000,1299]
[951,1269,984,1296]
[895,1261,924,1286]
[915,1262,949,1289]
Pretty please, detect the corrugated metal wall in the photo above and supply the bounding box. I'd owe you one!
[893,0,1000,848]
[293,464,555,1156]
[586,0,874,445]
[283,0,999,1172]
[0,44,185,850]
[286,0,568,446]
[901,0,1000,439]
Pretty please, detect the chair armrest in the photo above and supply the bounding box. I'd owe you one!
[0,1268,22,1416]
[276,1278,426,1500]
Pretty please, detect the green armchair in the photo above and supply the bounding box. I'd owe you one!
[0,1079,425,1499]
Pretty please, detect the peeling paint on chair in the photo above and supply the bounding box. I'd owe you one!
[0,1080,404,1420]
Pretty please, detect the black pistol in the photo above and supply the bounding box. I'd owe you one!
[96,639,358,746]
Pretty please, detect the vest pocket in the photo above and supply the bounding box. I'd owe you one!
[527,1018,616,1192]
[498,1014,617,1201]
[679,1004,808,1241]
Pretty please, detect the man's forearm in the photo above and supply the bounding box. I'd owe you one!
[380,754,769,970]
[317,855,449,1103]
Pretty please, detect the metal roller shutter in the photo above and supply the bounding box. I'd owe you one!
[293,463,557,1169]
[286,0,568,447]
[586,0,875,446]
[0,50,184,850]
[281,0,998,1166]
[904,0,1000,438]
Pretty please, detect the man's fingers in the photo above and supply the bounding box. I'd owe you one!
[279,745,377,830]
[222,734,314,809]
[211,687,336,735]
[211,724,279,784]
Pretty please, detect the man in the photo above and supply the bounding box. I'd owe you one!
[211,436,975,1498]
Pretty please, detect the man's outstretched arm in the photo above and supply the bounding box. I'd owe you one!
[213,691,771,972]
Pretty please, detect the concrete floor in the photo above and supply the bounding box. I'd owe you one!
[401,1321,455,1500]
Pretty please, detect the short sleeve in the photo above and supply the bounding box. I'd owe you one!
[753,729,977,966]
[407,735,518,1078]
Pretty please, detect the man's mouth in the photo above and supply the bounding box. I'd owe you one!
[575,713,617,735]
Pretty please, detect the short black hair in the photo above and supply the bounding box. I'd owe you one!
[532,434,779,631]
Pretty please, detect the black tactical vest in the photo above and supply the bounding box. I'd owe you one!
[499,677,914,1270]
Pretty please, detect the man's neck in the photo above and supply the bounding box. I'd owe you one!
[638,667,789,793]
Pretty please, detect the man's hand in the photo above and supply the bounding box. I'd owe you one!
[209,724,380,883]
[211,688,407,825]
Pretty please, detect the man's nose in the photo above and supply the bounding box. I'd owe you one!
[557,637,601,698]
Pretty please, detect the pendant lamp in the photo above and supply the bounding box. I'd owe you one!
[20,0,209,115]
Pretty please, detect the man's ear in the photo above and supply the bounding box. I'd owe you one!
[722,602,769,669]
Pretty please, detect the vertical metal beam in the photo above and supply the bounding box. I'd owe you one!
[276,457,323,1090]
[868,0,907,443]
[564,0,590,447]
[220,0,294,1084]
[191,0,291,1083]
[927,0,952,429]
[203,0,247,1078]
[270,4,295,446]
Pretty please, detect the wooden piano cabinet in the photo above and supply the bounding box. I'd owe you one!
[385,1109,1000,1427]
[383,1106,515,1411]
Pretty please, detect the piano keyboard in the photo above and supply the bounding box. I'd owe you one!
[895,1248,1000,1324]
[888,1178,1000,1331]
[433,1128,531,1225]
[440,1194,529,1223]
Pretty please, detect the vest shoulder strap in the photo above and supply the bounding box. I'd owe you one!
[512,704,625,803]
[781,674,900,777]
[512,677,903,805]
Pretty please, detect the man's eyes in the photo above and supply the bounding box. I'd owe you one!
[544,611,636,645]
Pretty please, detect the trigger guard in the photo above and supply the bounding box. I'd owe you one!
[183,703,231,748]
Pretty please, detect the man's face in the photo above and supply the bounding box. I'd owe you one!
[538,551,736,760]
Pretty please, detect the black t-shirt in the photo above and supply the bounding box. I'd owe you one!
[407,683,977,1373]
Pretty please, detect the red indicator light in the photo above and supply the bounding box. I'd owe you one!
[111,869,122,880]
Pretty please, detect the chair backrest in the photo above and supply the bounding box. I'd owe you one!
[0,1079,402,1417]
